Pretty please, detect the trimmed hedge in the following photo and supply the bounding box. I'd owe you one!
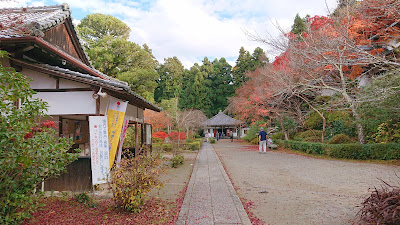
[277,140,400,160]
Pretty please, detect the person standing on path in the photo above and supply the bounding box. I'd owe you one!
[259,127,267,154]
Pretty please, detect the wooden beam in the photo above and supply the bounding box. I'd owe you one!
[135,122,139,157]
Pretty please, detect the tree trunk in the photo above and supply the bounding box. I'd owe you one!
[342,92,366,144]
[277,113,289,140]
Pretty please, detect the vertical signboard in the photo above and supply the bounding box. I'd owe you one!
[89,116,110,185]
[107,99,128,167]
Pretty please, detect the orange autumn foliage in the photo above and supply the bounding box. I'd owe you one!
[144,110,173,131]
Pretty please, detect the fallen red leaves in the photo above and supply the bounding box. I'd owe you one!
[23,182,189,225]
[22,196,177,225]
[239,145,260,152]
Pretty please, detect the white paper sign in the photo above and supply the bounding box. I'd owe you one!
[89,116,110,185]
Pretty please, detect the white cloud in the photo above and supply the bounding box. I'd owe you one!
[1,0,338,68]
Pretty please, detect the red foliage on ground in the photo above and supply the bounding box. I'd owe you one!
[23,181,190,225]
[22,197,177,225]
[239,145,260,152]
[152,131,168,140]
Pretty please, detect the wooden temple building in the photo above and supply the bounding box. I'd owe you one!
[201,110,247,138]
[0,4,160,191]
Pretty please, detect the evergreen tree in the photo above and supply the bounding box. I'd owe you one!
[291,13,307,35]
[154,56,184,102]
[232,47,268,89]
[208,58,234,116]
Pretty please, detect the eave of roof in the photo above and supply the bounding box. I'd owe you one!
[0,36,105,78]
[202,111,243,126]
[11,58,161,112]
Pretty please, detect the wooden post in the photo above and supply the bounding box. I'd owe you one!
[135,122,139,157]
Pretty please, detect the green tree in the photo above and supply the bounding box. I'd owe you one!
[179,61,212,116]
[291,13,307,35]
[232,47,268,89]
[232,47,252,88]
[208,58,234,116]
[77,14,158,100]
[77,13,130,47]
[154,57,185,102]
[0,52,78,223]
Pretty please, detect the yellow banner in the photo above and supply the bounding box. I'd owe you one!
[107,99,127,167]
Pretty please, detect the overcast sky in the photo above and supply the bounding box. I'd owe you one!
[1,0,338,68]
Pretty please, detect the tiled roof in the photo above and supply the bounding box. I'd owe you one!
[11,58,161,112]
[0,4,71,38]
[202,110,242,126]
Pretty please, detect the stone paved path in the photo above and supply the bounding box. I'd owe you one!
[177,142,251,225]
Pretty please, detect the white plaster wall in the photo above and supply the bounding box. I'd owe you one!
[34,91,96,115]
[99,95,143,122]
[125,103,138,122]
[59,78,91,89]
[22,68,57,89]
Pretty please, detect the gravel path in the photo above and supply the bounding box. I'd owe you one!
[213,139,400,225]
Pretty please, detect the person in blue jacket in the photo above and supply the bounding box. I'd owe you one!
[258,127,267,154]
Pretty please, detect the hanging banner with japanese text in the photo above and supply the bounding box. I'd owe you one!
[89,116,110,185]
[107,99,128,167]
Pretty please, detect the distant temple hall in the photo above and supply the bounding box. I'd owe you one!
[201,110,248,138]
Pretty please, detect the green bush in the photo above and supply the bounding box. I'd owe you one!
[250,138,258,145]
[294,130,323,141]
[242,121,267,142]
[186,138,193,143]
[110,155,163,212]
[271,132,285,140]
[304,136,322,142]
[0,57,78,224]
[194,134,201,138]
[171,155,184,168]
[209,138,216,143]
[279,140,400,160]
[153,137,163,143]
[189,142,200,150]
[328,134,351,144]
[162,144,172,152]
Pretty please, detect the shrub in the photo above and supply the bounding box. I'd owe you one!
[279,140,400,160]
[186,138,193,143]
[189,142,200,150]
[0,58,78,224]
[250,138,259,145]
[194,134,201,138]
[373,120,400,143]
[168,131,187,140]
[271,132,285,140]
[74,192,96,208]
[294,130,323,141]
[209,138,216,143]
[328,134,351,144]
[358,181,400,224]
[171,155,184,168]
[242,121,267,142]
[303,136,322,143]
[153,131,168,140]
[162,144,172,152]
[153,137,163,143]
[110,155,163,213]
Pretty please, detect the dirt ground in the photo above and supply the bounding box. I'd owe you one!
[148,150,198,201]
[212,139,400,225]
